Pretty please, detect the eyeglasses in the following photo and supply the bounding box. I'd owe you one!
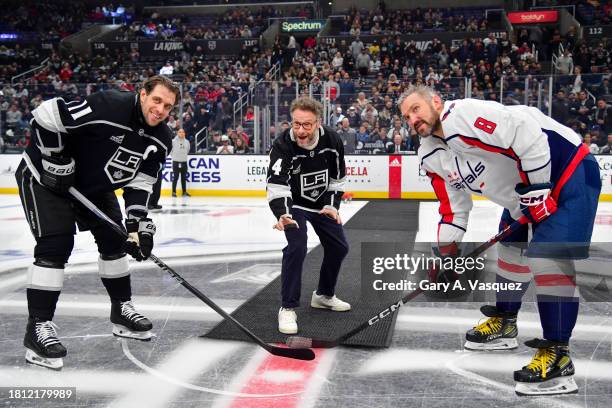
[292,121,317,131]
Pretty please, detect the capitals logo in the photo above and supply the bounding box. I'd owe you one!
[448,161,486,191]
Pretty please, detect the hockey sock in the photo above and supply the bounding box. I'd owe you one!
[537,295,579,343]
[101,275,132,303]
[27,288,60,321]
[496,274,529,314]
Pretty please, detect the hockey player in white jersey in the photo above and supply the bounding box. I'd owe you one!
[399,85,601,396]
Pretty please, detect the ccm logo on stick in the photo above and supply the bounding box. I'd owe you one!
[368,300,403,325]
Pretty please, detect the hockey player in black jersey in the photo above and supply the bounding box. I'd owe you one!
[16,75,179,369]
[267,97,351,335]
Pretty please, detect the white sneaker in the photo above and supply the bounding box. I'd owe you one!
[311,291,351,311]
[278,307,298,334]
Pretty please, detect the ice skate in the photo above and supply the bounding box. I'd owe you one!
[464,305,518,350]
[24,317,67,370]
[111,300,153,341]
[514,338,578,396]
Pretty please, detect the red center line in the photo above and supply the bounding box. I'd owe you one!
[228,347,327,408]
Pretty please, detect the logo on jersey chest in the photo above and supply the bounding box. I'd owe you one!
[104,147,143,184]
[110,134,125,144]
[300,169,328,202]
[449,160,486,190]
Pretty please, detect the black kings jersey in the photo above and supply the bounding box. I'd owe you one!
[266,125,346,219]
[23,90,172,219]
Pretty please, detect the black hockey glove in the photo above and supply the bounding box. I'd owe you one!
[429,242,461,284]
[40,155,75,194]
[124,218,156,261]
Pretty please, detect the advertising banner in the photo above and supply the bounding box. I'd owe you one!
[280,19,326,33]
[1,154,610,200]
[92,38,258,57]
[507,10,558,24]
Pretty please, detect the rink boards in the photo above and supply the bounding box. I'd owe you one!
[1,154,611,201]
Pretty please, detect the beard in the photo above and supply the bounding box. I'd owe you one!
[414,104,441,137]
[296,133,315,147]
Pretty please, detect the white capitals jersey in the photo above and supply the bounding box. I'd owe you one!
[418,98,585,243]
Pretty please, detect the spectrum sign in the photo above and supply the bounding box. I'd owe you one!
[281,20,326,33]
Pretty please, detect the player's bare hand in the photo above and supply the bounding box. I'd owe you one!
[273,215,299,231]
[319,207,342,224]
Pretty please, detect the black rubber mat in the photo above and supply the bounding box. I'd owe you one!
[203,200,419,347]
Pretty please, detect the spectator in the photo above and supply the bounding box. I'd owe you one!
[386,132,407,154]
[325,74,340,103]
[337,118,356,153]
[599,134,612,154]
[207,132,222,152]
[167,115,178,132]
[370,129,388,154]
[195,105,212,133]
[572,90,595,127]
[583,133,599,154]
[160,61,174,75]
[594,97,612,137]
[286,35,297,66]
[378,99,395,129]
[234,136,250,154]
[346,106,360,128]
[216,134,234,154]
[595,78,611,98]
[170,128,190,197]
[59,63,73,82]
[338,72,355,105]
[386,118,409,140]
[555,49,574,75]
[355,92,369,111]
[349,37,364,60]
[551,90,570,124]
[215,95,233,133]
[361,103,378,124]
[369,54,381,74]
[571,66,583,94]
[356,49,371,79]
[331,51,344,70]
[355,124,369,144]
[6,104,23,129]
[330,106,345,127]
[304,36,316,49]
[235,125,250,146]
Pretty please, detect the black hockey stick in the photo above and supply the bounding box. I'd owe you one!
[286,218,525,349]
[68,187,315,361]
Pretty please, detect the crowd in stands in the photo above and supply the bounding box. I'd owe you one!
[111,5,312,41]
[1,2,611,155]
[0,0,108,41]
[540,0,612,27]
[338,5,493,36]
